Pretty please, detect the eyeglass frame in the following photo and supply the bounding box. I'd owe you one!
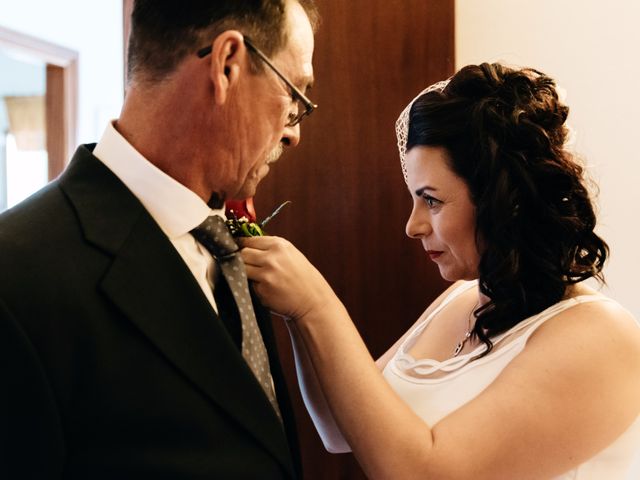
[196,36,317,127]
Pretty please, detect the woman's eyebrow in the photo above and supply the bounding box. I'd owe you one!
[415,185,437,196]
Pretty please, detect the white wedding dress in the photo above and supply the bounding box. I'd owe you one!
[382,280,640,479]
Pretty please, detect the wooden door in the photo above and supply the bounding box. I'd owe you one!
[254,1,454,477]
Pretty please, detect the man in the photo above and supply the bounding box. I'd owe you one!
[0,1,318,478]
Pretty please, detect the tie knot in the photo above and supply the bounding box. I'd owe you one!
[191,215,238,259]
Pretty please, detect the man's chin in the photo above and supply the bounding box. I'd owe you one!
[234,162,272,199]
[235,178,260,200]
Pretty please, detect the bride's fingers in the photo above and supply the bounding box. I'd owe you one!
[240,236,297,269]
[239,246,266,267]
[243,262,262,281]
[238,235,283,251]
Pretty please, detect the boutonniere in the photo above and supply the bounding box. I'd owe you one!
[225,198,291,237]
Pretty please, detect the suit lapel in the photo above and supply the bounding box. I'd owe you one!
[58,146,295,477]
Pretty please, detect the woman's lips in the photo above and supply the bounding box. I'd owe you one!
[426,250,443,260]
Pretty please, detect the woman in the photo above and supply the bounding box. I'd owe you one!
[240,63,640,479]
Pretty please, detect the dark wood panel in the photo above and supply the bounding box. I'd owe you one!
[45,65,66,179]
[256,1,454,477]
[45,60,77,180]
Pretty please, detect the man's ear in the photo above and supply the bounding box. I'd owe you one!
[208,30,247,106]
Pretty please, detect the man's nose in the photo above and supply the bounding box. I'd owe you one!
[282,124,300,148]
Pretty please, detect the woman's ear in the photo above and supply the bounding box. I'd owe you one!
[208,30,246,105]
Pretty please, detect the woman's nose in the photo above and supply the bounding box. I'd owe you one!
[405,204,431,239]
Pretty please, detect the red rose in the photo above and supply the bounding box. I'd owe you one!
[225,198,257,223]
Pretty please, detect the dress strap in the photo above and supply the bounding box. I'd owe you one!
[394,292,616,379]
[492,294,616,347]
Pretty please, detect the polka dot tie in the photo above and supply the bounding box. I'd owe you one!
[191,215,282,421]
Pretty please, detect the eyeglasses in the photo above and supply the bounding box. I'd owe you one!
[197,36,317,127]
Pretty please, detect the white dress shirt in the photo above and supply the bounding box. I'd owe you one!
[93,121,223,313]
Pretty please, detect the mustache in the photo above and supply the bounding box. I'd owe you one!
[266,144,284,165]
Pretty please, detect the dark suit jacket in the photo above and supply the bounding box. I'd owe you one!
[0,145,301,479]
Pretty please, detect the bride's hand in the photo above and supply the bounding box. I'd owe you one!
[239,236,338,320]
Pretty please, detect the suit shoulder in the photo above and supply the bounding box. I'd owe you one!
[0,181,77,246]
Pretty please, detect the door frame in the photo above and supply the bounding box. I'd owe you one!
[0,26,78,179]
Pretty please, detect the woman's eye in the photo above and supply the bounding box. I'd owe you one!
[422,196,442,208]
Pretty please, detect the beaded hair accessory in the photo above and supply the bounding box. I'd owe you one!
[395,79,450,184]
[395,74,576,184]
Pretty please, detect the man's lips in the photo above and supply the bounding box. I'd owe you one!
[426,250,443,260]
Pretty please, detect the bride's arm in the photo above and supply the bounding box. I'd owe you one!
[241,236,438,475]
[286,280,464,453]
[281,285,436,478]
[285,317,351,452]
[241,237,640,480]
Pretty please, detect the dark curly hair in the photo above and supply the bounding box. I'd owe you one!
[128,0,319,83]
[407,62,608,356]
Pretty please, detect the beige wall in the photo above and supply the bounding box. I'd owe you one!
[456,0,640,320]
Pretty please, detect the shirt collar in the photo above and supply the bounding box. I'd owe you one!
[93,121,224,239]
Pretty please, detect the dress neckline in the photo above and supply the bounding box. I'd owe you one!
[394,281,608,378]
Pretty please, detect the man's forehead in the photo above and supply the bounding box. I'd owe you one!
[276,0,315,88]
[275,40,314,90]
[285,0,315,57]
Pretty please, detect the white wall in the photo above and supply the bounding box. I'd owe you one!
[456,0,640,319]
[0,0,124,146]
[0,51,47,209]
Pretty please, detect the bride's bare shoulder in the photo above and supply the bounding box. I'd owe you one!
[526,287,640,383]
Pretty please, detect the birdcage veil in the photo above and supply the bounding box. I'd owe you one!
[395,79,450,183]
